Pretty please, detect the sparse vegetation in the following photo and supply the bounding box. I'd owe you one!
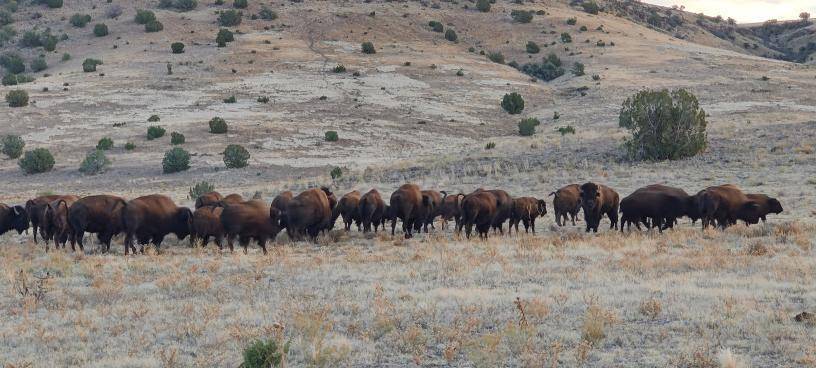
[233,0,248,9]
[501,93,524,114]
[125,142,135,150]
[619,89,707,160]
[69,13,91,28]
[258,7,277,20]
[82,58,102,72]
[521,53,564,81]
[30,57,47,72]
[5,89,28,107]
[582,1,600,15]
[93,23,108,37]
[145,20,164,32]
[209,117,228,134]
[171,42,185,54]
[148,114,161,122]
[147,126,166,140]
[526,41,540,54]
[476,0,490,12]
[444,29,457,42]
[324,131,339,142]
[79,149,110,175]
[330,166,342,179]
[216,28,234,46]
[361,41,376,54]
[241,339,288,368]
[223,144,250,168]
[487,51,505,64]
[2,135,25,159]
[96,137,113,150]
[428,20,443,32]
[557,125,575,135]
[223,95,237,103]
[159,0,198,11]
[218,10,242,26]
[135,10,156,25]
[333,64,346,73]
[511,10,533,23]
[566,17,577,25]
[561,32,572,43]
[170,132,185,145]
[162,147,190,173]
[18,148,54,174]
[572,62,585,76]
[518,117,540,136]
[188,181,215,199]
[485,142,496,150]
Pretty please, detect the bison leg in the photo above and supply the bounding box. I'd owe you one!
[403,219,413,239]
[32,225,39,244]
[391,218,397,236]
[258,237,268,255]
[239,235,251,254]
[124,233,134,255]
[153,235,165,254]
[214,235,223,250]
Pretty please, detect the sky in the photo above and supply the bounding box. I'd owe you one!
[645,0,816,23]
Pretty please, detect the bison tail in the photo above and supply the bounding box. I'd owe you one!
[548,192,557,197]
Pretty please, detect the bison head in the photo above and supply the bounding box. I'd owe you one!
[174,207,193,240]
[579,183,601,212]
[2,205,30,235]
[768,198,783,214]
[537,200,547,216]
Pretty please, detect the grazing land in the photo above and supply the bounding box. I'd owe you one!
[0,0,814,367]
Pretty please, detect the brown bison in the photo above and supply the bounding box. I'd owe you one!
[485,189,513,234]
[195,191,223,209]
[744,194,783,224]
[332,190,362,231]
[68,195,128,252]
[25,194,65,243]
[191,205,224,248]
[221,199,283,254]
[122,195,193,255]
[389,184,427,239]
[437,191,462,230]
[509,197,547,234]
[0,203,29,236]
[550,185,582,226]
[40,196,79,250]
[698,184,760,230]
[579,183,619,233]
[419,190,444,232]
[221,193,244,206]
[358,189,386,232]
[286,187,334,241]
[459,191,498,239]
[619,184,697,232]
[271,191,293,228]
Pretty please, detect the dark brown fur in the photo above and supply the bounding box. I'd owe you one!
[195,192,223,209]
[220,199,282,254]
[286,187,334,241]
[437,191,462,230]
[191,205,224,248]
[41,196,79,250]
[332,191,362,231]
[0,203,29,236]
[271,191,294,228]
[25,195,62,244]
[698,184,760,230]
[358,189,386,232]
[68,195,128,252]
[509,197,547,234]
[580,183,620,233]
[420,190,444,233]
[459,191,498,239]
[744,194,783,224]
[389,184,426,239]
[122,195,193,255]
[221,193,244,206]
[550,184,582,226]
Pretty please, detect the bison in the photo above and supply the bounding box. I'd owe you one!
[68,195,128,252]
[485,189,513,234]
[195,191,223,209]
[698,184,760,230]
[389,184,427,239]
[25,195,65,243]
[744,194,783,224]
[619,184,695,233]
[0,203,29,236]
[271,191,294,228]
[358,189,386,232]
[420,190,444,232]
[509,197,547,234]
[286,187,334,241]
[437,191,462,231]
[122,194,193,255]
[550,184,582,226]
[221,193,244,206]
[333,190,362,231]
[459,191,498,239]
[191,205,224,248]
[579,183,619,233]
[40,196,79,250]
[221,199,283,254]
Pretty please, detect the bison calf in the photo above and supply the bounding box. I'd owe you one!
[509,197,547,234]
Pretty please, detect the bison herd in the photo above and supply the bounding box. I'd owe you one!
[0,182,784,255]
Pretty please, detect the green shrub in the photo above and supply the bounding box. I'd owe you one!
[79,149,110,175]
[0,26,16,47]
[19,148,54,174]
[566,17,577,25]
[330,167,342,179]
[444,29,457,42]
[45,0,63,8]
[501,93,524,114]
[0,10,12,26]
[148,114,161,122]
[93,23,108,37]
[561,32,572,43]
[619,89,707,160]
[511,10,533,23]
[30,57,47,72]
[61,53,71,61]
[557,125,575,136]
[520,53,564,81]
[2,135,24,159]
[82,58,102,72]
[485,142,496,150]
[135,9,156,24]
[582,1,600,15]
[147,125,166,140]
[518,117,540,136]
[145,20,164,32]
[526,41,540,54]
[333,64,346,73]
[324,131,339,142]
[125,142,135,150]
[171,132,185,145]
[5,89,28,107]
[456,69,464,76]
[164,0,197,11]
[216,28,234,46]
[361,41,375,54]
[428,20,443,32]
[223,95,236,103]
[70,13,91,27]
[162,147,190,173]
[487,51,504,64]
[171,42,185,53]
[96,137,113,150]
[223,144,249,168]
[476,0,490,12]
[572,62,585,76]
[1,53,25,74]
[2,73,35,85]
[233,0,248,8]
[259,7,277,20]
[218,10,242,26]
[241,339,288,368]
[188,181,215,200]
[209,117,228,133]
[257,96,269,103]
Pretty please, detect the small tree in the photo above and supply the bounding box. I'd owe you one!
[582,1,600,15]
[96,137,113,150]
[429,20,443,32]
[189,181,215,199]
[70,13,92,28]
[526,41,540,54]
[330,167,342,179]
[209,117,228,133]
[148,114,161,122]
[79,149,110,175]
[487,51,505,64]
[82,58,103,72]
[572,62,585,76]
[31,58,48,72]
[511,10,533,23]
[18,148,54,174]
[361,41,376,54]
[501,93,524,114]
[241,339,288,368]
[259,7,277,20]
[171,42,185,53]
[6,89,28,107]
[145,20,164,32]
[171,132,185,145]
[135,10,156,25]
[476,0,490,12]
[223,144,249,168]
[324,131,339,142]
[619,89,707,160]
[162,147,190,173]
[444,29,457,42]
[518,118,540,136]
[800,12,811,21]
[218,10,242,26]
[2,135,25,159]
[234,0,248,9]
[216,28,234,46]
[561,32,572,43]
[93,23,109,37]
[147,126,166,140]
